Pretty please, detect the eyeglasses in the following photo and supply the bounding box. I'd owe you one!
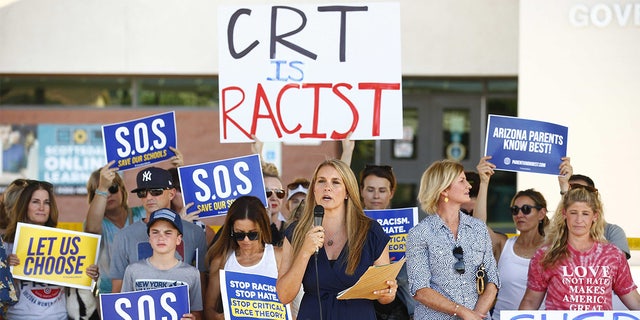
[287,181,310,190]
[569,183,598,193]
[136,188,166,198]
[108,184,119,194]
[232,231,259,241]
[453,246,465,274]
[510,204,542,215]
[266,189,285,199]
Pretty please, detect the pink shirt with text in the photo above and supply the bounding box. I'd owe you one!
[527,242,636,311]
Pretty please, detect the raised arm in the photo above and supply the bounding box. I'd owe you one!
[474,156,507,261]
[558,156,572,195]
[84,161,118,234]
[169,146,184,167]
[339,133,354,166]
[250,135,264,162]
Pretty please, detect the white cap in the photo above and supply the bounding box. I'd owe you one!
[287,184,308,200]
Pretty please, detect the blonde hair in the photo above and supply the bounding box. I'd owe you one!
[86,168,129,212]
[262,162,280,179]
[291,159,370,275]
[417,159,464,214]
[541,187,605,268]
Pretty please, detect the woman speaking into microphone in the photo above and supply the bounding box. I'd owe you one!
[276,159,397,320]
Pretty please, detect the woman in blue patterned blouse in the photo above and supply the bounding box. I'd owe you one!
[406,159,499,319]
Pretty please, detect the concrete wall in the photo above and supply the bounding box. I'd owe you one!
[0,0,518,76]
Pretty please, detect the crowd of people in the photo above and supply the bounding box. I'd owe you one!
[0,139,639,320]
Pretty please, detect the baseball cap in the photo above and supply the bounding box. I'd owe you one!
[147,208,183,235]
[131,167,174,193]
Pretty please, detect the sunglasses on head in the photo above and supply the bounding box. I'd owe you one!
[136,188,166,199]
[364,164,393,173]
[569,183,598,193]
[453,246,465,274]
[266,189,285,199]
[21,179,54,190]
[510,204,542,215]
[232,231,259,241]
[287,181,310,190]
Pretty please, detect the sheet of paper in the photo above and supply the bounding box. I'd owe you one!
[336,257,405,300]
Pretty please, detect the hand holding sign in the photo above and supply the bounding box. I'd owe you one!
[10,223,101,290]
[102,112,178,171]
[484,115,568,175]
[178,154,267,218]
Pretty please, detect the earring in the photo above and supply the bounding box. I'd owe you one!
[444,197,449,203]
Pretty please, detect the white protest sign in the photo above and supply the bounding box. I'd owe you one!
[218,3,402,142]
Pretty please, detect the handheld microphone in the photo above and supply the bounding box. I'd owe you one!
[313,205,324,254]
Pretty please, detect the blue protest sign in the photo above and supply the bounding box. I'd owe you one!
[100,285,190,320]
[178,154,267,218]
[484,115,568,175]
[102,111,177,171]
[220,270,291,320]
[365,208,418,262]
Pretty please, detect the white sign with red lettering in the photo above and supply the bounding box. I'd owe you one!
[218,3,402,143]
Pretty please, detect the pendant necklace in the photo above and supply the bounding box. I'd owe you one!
[326,228,343,246]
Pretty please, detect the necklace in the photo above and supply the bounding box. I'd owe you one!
[325,228,343,246]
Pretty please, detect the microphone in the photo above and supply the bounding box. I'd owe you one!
[313,205,324,254]
[314,205,324,227]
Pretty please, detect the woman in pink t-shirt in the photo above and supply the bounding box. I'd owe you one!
[519,185,640,311]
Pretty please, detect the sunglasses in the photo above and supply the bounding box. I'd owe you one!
[108,184,119,194]
[232,231,259,241]
[510,204,542,215]
[569,183,598,193]
[136,188,166,199]
[453,246,465,274]
[266,189,285,199]
[287,181,310,190]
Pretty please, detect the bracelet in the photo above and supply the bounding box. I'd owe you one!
[95,190,109,198]
[453,304,459,317]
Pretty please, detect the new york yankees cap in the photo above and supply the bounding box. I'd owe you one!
[131,166,174,193]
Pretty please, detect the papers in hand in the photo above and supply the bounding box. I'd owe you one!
[336,257,405,300]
